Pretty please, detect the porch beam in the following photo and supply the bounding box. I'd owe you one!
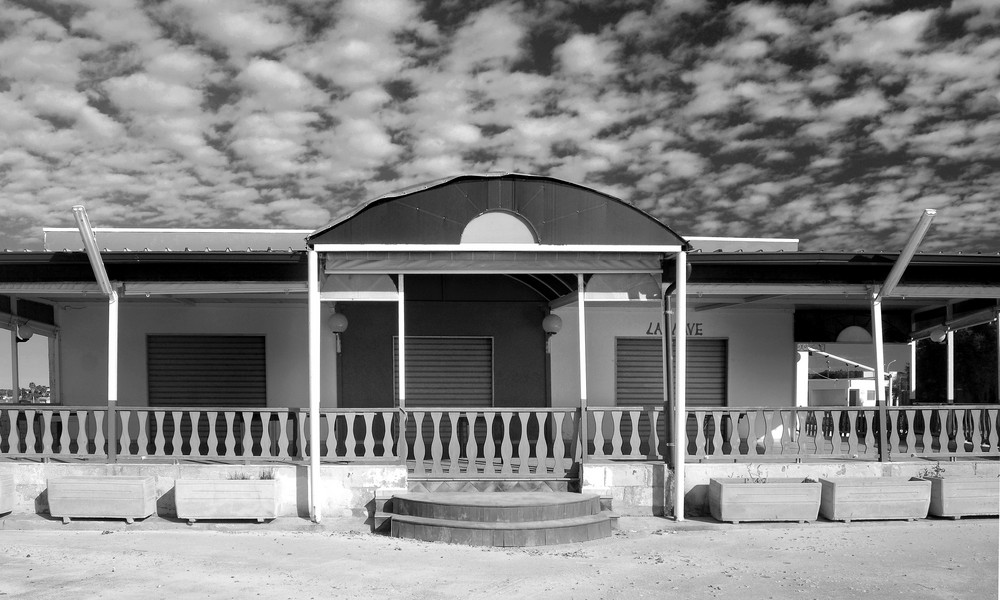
[673,251,687,521]
[307,250,322,522]
[577,274,588,468]
[313,243,683,253]
[72,205,118,463]
[694,294,784,312]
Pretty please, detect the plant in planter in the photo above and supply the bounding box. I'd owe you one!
[709,467,822,524]
[175,469,278,524]
[818,477,930,522]
[917,463,999,519]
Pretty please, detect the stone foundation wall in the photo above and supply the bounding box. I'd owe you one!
[0,462,407,519]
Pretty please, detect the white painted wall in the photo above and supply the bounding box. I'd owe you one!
[549,304,795,408]
[57,300,338,408]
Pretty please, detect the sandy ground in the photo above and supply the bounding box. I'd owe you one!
[0,517,996,599]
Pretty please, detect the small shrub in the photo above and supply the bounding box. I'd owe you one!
[227,472,253,480]
[259,468,275,480]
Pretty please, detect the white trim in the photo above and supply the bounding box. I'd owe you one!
[323,268,663,275]
[121,282,308,295]
[683,236,799,243]
[674,251,687,522]
[314,243,683,253]
[319,291,399,302]
[689,283,1000,298]
[307,251,322,522]
[44,227,313,234]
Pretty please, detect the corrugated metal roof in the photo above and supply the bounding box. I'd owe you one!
[42,228,311,252]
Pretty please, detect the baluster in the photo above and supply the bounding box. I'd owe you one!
[170,411,183,456]
[988,409,999,454]
[802,410,817,455]
[464,412,479,475]
[411,412,426,476]
[482,412,496,476]
[382,411,395,458]
[2,409,16,454]
[710,411,724,457]
[592,410,606,459]
[426,412,441,474]
[274,413,288,458]
[902,409,916,455]
[644,407,658,459]
[956,409,970,455]
[533,412,548,476]
[238,411,250,457]
[204,412,218,457]
[609,410,625,457]
[551,412,566,477]
[257,412,271,458]
[918,409,932,455]
[91,411,105,457]
[221,412,234,456]
[57,410,70,455]
[862,410,876,456]
[516,412,531,475]
[756,410,771,455]
[22,410,36,456]
[150,411,164,455]
[826,409,839,456]
[623,410,639,459]
[744,411,759,456]
[187,411,201,457]
[126,410,143,457]
[886,409,900,456]
[725,411,740,457]
[499,412,514,475]
[339,414,353,459]
[691,410,705,458]
[356,412,371,459]
[73,410,88,455]
[447,412,461,475]
[38,410,53,454]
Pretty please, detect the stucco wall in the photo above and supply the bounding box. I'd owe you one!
[549,305,795,408]
[57,301,338,408]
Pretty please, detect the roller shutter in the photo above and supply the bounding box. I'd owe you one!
[394,336,494,408]
[147,335,267,407]
[615,337,727,407]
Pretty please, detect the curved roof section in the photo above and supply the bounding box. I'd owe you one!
[308,173,687,247]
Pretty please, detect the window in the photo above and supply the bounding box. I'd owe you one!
[147,335,266,407]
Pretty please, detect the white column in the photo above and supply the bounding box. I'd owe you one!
[107,289,119,462]
[577,274,588,464]
[795,349,810,407]
[397,274,406,411]
[9,298,19,403]
[871,293,887,406]
[909,341,917,403]
[307,251,322,522]
[673,251,687,521]
[946,304,954,403]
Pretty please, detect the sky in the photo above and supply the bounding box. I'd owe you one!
[1,0,998,253]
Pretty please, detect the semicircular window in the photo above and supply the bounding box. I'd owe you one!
[460,211,537,244]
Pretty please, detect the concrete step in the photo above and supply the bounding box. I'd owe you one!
[392,491,601,522]
[389,511,614,546]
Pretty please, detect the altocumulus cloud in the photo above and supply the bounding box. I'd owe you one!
[0,0,997,252]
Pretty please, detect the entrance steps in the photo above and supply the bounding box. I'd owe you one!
[379,491,616,546]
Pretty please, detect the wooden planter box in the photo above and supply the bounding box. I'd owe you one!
[709,478,822,524]
[923,476,999,519]
[47,476,157,524]
[174,479,278,524]
[0,472,14,515]
[819,477,930,522]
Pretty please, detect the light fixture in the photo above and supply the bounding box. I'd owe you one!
[328,310,348,354]
[16,323,34,343]
[542,313,562,353]
[929,326,948,344]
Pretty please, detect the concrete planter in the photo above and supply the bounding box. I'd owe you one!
[47,476,157,524]
[819,477,930,522]
[922,476,999,519]
[709,478,822,524]
[0,472,14,515]
[174,479,278,523]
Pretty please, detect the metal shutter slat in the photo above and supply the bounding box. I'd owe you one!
[147,335,266,408]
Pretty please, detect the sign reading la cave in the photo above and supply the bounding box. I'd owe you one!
[646,322,704,336]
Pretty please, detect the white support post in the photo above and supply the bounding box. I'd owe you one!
[577,274,588,465]
[909,340,917,403]
[946,304,954,404]
[871,291,890,460]
[307,251,322,522]
[397,274,406,411]
[9,298,19,403]
[673,251,687,521]
[107,289,119,462]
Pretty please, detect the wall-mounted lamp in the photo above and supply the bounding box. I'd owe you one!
[328,310,348,353]
[15,323,34,343]
[929,325,948,344]
[542,313,562,353]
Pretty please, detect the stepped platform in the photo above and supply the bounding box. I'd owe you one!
[386,492,615,547]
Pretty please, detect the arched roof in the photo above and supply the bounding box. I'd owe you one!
[308,173,687,247]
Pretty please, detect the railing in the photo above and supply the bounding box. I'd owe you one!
[685,405,1000,462]
[405,408,579,478]
[0,406,401,463]
[3,404,997,465]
